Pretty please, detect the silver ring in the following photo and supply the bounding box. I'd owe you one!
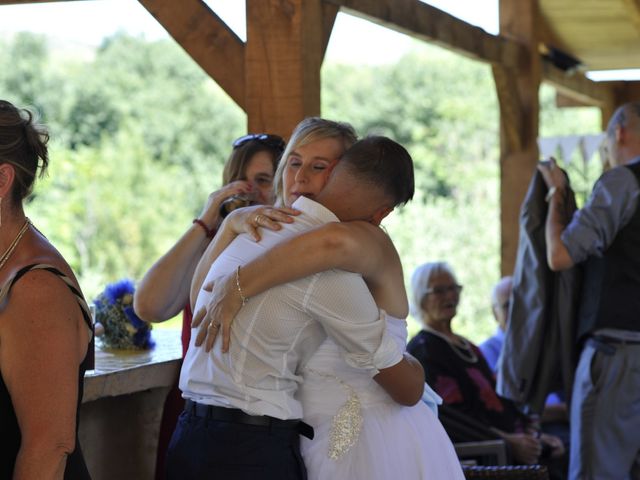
[254,214,262,225]
[208,322,219,331]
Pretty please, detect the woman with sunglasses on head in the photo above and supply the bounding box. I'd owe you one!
[187,118,464,479]
[407,262,566,474]
[133,133,284,479]
[0,100,93,479]
[135,133,285,342]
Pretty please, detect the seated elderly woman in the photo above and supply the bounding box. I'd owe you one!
[407,261,565,472]
[0,100,93,479]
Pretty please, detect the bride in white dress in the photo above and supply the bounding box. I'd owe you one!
[300,313,464,479]
[191,211,465,480]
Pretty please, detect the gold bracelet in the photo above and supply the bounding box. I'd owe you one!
[235,265,249,306]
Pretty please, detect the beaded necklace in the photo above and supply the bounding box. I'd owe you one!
[424,325,478,363]
[0,218,31,272]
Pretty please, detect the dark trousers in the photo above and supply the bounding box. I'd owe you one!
[166,409,307,480]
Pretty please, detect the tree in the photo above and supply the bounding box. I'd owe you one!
[2,32,600,342]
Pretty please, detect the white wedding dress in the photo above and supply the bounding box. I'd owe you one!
[299,314,465,480]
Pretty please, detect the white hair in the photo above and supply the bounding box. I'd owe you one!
[409,261,457,322]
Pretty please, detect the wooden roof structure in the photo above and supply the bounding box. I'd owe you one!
[2,0,640,273]
[540,0,640,71]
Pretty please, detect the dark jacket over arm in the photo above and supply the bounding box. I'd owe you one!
[496,170,581,413]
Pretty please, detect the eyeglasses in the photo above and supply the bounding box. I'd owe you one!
[425,284,463,296]
[232,133,285,152]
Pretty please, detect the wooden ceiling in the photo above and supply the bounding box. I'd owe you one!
[539,0,640,71]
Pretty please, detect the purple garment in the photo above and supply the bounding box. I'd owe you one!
[479,328,505,372]
[481,327,565,406]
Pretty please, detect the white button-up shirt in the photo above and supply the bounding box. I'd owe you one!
[180,196,401,420]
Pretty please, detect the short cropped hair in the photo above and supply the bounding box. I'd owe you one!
[341,135,414,207]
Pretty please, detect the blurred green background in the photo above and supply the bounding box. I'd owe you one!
[0,32,601,342]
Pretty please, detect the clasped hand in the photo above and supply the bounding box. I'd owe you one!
[191,204,300,352]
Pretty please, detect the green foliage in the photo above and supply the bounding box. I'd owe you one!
[323,44,502,341]
[1,32,601,343]
[1,33,50,108]
[3,33,245,301]
[539,84,602,206]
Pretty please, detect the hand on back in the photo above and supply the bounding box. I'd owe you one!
[224,204,300,241]
[192,272,241,353]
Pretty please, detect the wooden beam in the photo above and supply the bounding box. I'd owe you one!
[607,80,640,103]
[555,92,591,108]
[321,2,339,60]
[597,80,640,130]
[245,0,323,137]
[137,0,246,109]
[541,61,612,107]
[496,0,542,276]
[622,0,640,35]
[492,65,523,152]
[0,0,83,3]
[323,0,526,69]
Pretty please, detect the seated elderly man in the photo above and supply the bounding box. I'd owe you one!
[479,276,511,369]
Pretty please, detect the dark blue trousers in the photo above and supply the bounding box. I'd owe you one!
[166,409,307,480]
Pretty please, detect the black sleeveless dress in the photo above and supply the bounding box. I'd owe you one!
[0,264,92,479]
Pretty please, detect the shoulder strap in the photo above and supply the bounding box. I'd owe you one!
[0,263,93,330]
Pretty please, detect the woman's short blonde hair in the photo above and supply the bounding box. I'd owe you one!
[273,117,357,206]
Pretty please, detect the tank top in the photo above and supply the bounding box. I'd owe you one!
[0,264,93,479]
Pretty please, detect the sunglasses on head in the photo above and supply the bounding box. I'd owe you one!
[232,133,285,152]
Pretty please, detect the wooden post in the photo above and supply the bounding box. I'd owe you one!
[494,0,542,276]
[599,81,640,130]
[245,0,324,138]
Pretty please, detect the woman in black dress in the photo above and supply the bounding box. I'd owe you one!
[407,261,565,468]
[0,100,92,479]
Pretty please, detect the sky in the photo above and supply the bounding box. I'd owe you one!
[0,0,638,79]
[0,0,498,65]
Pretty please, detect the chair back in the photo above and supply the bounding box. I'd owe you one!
[462,465,549,480]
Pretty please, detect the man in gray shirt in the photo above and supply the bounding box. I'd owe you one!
[539,102,640,480]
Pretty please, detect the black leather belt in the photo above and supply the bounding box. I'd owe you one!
[588,335,640,355]
[184,400,314,439]
[592,334,640,345]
